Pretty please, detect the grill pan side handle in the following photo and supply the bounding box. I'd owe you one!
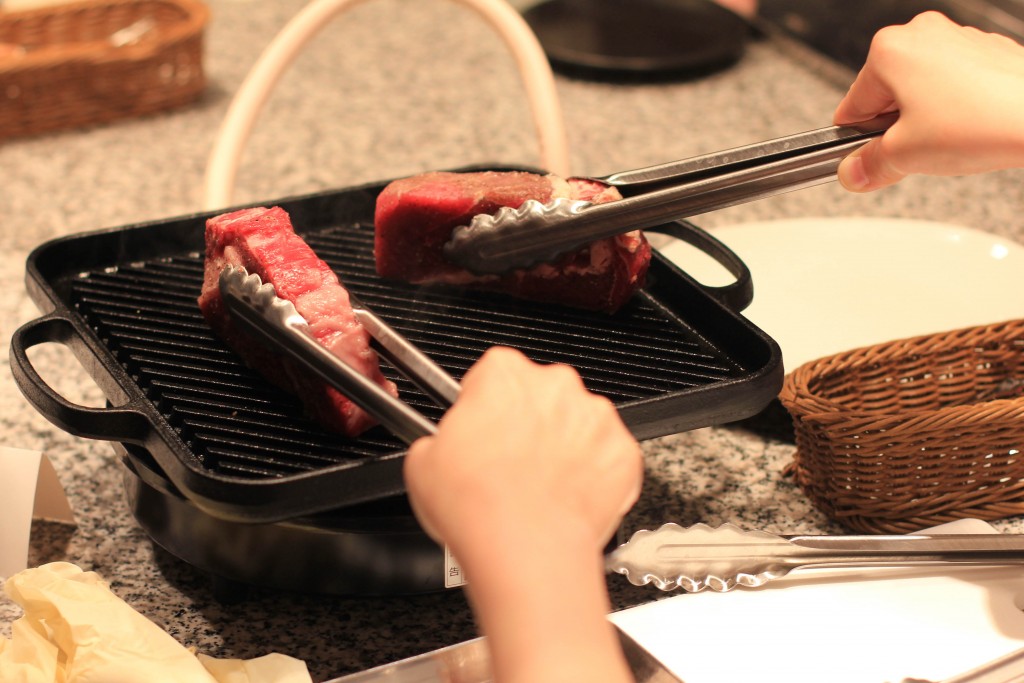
[648,219,753,312]
[10,315,153,444]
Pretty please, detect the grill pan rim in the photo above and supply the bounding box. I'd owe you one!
[11,165,783,523]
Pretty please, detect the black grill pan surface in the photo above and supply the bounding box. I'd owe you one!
[10,169,783,522]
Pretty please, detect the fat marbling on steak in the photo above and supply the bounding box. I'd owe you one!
[373,171,651,312]
[198,206,397,437]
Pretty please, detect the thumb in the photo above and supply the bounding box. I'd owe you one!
[837,139,906,192]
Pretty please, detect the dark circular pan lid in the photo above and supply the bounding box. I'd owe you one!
[522,0,752,80]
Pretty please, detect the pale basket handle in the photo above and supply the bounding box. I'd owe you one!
[203,0,570,210]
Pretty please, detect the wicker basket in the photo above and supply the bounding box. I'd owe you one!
[779,319,1024,534]
[0,0,208,140]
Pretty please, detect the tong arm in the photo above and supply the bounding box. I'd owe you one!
[350,297,461,407]
[608,523,1024,593]
[443,114,896,275]
[446,140,864,274]
[783,532,1024,569]
[599,112,898,192]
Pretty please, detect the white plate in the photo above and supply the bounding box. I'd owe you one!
[658,217,1024,371]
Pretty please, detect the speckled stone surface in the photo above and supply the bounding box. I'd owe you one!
[1,1,1023,681]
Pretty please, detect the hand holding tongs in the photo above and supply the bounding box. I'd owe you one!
[218,265,459,443]
[444,113,897,274]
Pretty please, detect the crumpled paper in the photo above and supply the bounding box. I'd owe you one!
[0,562,312,683]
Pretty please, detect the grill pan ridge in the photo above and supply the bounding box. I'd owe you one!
[11,169,783,523]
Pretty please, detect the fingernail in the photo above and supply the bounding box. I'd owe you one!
[839,155,870,191]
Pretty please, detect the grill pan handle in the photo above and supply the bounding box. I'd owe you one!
[10,315,153,444]
[648,219,753,313]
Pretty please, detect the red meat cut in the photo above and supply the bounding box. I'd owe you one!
[373,171,651,313]
[198,206,397,437]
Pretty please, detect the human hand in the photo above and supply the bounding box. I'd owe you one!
[404,346,643,561]
[404,347,642,683]
[833,11,1024,191]
[404,347,642,682]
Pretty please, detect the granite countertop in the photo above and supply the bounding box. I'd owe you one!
[2,1,1023,680]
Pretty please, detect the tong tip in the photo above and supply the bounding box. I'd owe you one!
[218,264,307,330]
[606,522,791,593]
[442,198,592,274]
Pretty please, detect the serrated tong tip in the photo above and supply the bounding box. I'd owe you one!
[606,523,790,593]
[443,197,592,274]
[607,521,1024,594]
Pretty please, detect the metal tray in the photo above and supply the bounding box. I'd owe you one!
[10,168,783,523]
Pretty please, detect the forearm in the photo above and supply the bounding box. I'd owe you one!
[456,515,634,683]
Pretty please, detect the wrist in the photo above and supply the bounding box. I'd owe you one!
[450,511,630,683]
[441,489,607,572]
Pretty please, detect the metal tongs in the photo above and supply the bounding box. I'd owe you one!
[607,522,1024,593]
[218,265,459,443]
[443,112,898,274]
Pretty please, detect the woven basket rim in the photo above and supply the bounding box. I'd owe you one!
[0,0,208,19]
[787,317,1024,374]
[0,0,209,72]
[784,395,1024,432]
[781,317,1024,417]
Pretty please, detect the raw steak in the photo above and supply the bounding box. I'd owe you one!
[373,171,651,313]
[198,206,397,437]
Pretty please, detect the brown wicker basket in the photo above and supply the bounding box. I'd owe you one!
[0,0,208,140]
[779,319,1024,534]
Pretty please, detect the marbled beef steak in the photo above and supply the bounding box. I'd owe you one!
[373,171,651,312]
[198,206,397,437]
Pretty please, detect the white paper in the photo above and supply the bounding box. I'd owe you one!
[0,447,75,580]
[444,545,468,589]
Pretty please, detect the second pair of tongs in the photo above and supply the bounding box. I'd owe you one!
[444,112,898,274]
[607,522,1024,593]
[218,265,460,444]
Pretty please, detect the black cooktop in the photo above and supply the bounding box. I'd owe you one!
[518,0,1024,81]
[758,0,1024,71]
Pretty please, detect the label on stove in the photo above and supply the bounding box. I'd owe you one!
[444,545,467,589]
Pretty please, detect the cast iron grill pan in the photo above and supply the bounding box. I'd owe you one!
[11,170,783,523]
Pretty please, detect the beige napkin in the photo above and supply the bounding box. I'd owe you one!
[0,562,312,683]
